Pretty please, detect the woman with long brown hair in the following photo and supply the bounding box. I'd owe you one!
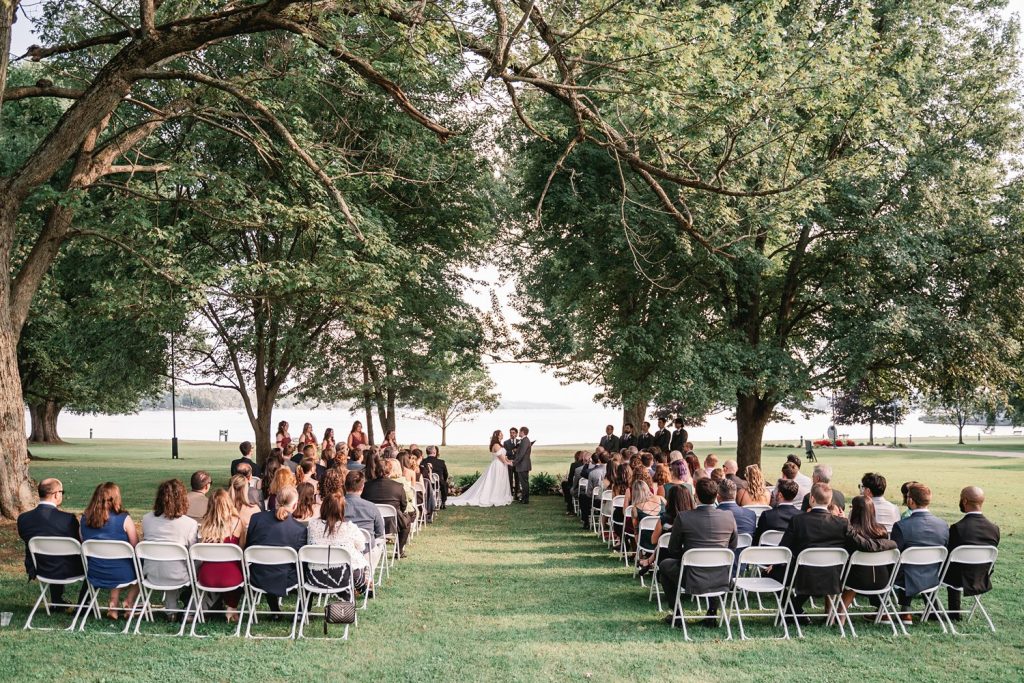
[298,422,317,447]
[840,495,898,620]
[321,427,336,454]
[80,482,139,620]
[198,489,246,622]
[141,479,198,618]
[267,467,297,512]
[293,482,320,524]
[347,421,367,449]
[230,474,261,527]
[306,492,372,594]
[275,421,292,449]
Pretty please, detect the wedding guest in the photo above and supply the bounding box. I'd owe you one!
[321,428,336,454]
[235,463,264,509]
[861,472,900,533]
[306,492,372,595]
[669,418,687,453]
[652,464,671,497]
[389,458,418,523]
[631,479,664,571]
[400,452,420,485]
[582,452,609,529]
[779,483,849,619]
[773,461,810,504]
[899,481,920,519]
[197,489,246,622]
[637,421,653,450]
[296,459,319,497]
[737,464,771,507]
[659,484,695,530]
[141,479,199,618]
[891,483,949,623]
[753,479,801,545]
[187,471,211,522]
[653,418,671,452]
[361,455,411,555]
[722,460,747,491]
[292,482,319,525]
[422,446,449,509]
[245,486,306,613]
[840,495,898,618]
[343,471,386,538]
[281,445,298,471]
[710,468,724,482]
[347,448,366,472]
[267,467,297,512]
[275,421,292,450]
[787,454,813,493]
[230,474,262,528]
[665,458,693,497]
[801,464,846,512]
[704,454,720,476]
[298,422,317,448]
[717,479,756,536]
[298,443,317,467]
[945,486,1000,619]
[80,482,139,620]
[684,453,701,479]
[230,441,261,478]
[17,478,84,609]
[347,421,367,450]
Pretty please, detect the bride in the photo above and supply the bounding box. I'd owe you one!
[448,431,514,507]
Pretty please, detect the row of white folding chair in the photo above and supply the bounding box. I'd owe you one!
[589,487,603,531]
[598,491,614,546]
[574,479,586,515]
[375,503,402,578]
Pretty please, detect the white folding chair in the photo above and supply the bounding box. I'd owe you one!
[781,547,850,638]
[609,496,626,550]
[429,474,442,514]
[728,546,792,640]
[131,541,195,636]
[621,506,637,567]
[597,491,614,546]
[759,530,784,547]
[669,548,735,641]
[188,543,247,637]
[746,504,771,523]
[648,535,672,611]
[838,548,902,637]
[24,536,87,631]
[893,545,951,634]
[574,479,586,515]
[79,539,141,634]
[243,545,302,639]
[942,545,999,634]
[358,528,381,608]
[412,482,427,535]
[589,487,604,533]
[375,504,401,572]
[632,517,660,586]
[297,545,357,640]
[737,533,753,550]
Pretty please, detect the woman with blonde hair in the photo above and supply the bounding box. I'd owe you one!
[267,467,297,511]
[197,489,246,622]
[80,482,139,620]
[738,464,771,506]
[388,458,417,519]
[230,474,261,527]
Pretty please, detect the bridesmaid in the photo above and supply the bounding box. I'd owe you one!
[275,421,291,449]
[298,422,317,448]
[347,421,367,450]
[80,482,139,620]
[381,430,398,450]
[321,427,336,454]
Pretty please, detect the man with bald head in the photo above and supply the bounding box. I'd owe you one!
[17,478,84,609]
[722,460,747,491]
[945,486,1000,619]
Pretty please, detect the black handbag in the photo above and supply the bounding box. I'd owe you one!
[323,546,356,633]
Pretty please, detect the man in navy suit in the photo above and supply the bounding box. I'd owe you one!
[753,479,801,544]
[891,482,950,623]
[716,479,756,536]
[244,488,307,613]
[17,478,84,607]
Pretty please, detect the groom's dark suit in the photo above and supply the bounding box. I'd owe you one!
[502,437,519,497]
[513,438,533,503]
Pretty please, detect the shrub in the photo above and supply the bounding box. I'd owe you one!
[529,472,560,496]
[845,439,856,447]
[450,472,481,495]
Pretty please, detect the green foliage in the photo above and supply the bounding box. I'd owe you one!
[528,472,560,496]
[452,471,481,494]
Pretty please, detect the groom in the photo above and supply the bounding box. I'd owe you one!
[513,426,533,504]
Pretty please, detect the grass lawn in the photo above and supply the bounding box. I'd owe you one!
[0,439,1022,681]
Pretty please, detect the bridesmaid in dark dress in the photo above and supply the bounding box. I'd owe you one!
[79,482,139,620]
[197,490,246,622]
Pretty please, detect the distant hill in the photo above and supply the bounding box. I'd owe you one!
[499,400,571,410]
[143,388,346,411]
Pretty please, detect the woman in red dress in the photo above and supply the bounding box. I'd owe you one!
[321,427,336,454]
[275,421,292,449]
[298,422,317,447]
[347,421,367,449]
[197,490,245,622]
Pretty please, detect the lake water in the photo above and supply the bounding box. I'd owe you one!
[37,405,1018,447]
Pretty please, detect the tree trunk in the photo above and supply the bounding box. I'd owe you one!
[362,365,375,446]
[622,398,648,434]
[28,400,64,444]
[0,316,37,517]
[441,420,448,447]
[958,422,965,445]
[735,392,774,471]
[386,386,397,434]
[868,419,874,446]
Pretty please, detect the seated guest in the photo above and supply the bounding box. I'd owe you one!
[840,495,898,618]
[652,463,670,497]
[899,481,920,519]
[388,458,418,521]
[235,463,263,510]
[704,453,719,476]
[197,489,246,622]
[230,474,262,529]
[17,478,84,608]
[890,483,949,624]
[141,479,199,617]
[296,460,320,498]
[562,451,587,515]
[737,464,771,506]
[709,467,724,482]
[186,471,211,522]
[772,461,809,505]
[306,492,372,596]
[230,441,261,478]
[722,460,747,491]
[716,479,756,536]
[684,453,701,480]
[861,472,900,533]
[292,482,319,525]
[347,448,365,472]
[244,486,306,613]
[581,453,608,528]
[945,486,1000,619]
[343,471,386,570]
[422,446,449,509]
[665,458,693,497]
[80,482,139,620]
[787,454,813,494]
[658,484,695,530]
[632,480,665,572]
[361,454,412,556]
[801,464,846,512]
[779,482,849,619]
[657,478,737,626]
[281,445,298,473]
[266,466,297,512]
[754,479,801,544]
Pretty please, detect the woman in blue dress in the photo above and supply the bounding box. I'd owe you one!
[80,482,139,620]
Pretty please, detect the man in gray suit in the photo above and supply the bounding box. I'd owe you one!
[658,478,737,626]
[513,426,533,504]
[891,482,950,624]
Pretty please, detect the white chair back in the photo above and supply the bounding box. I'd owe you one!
[899,545,948,567]
[298,544,355,576]
[28,536,85,580]
[746,504,771,517]
[190,542,244,565]
[848,548,900,568]
[636,516,659,550]
[737,533,753,549]
[682,547,736,568]
[737,545,791,568]
[82,539,136,561]
[759,530,784,547]
[244,545,299,566]
[795,547,848,568]
[947,545,997,566]
[611,495,625,510]
[136,541,191,564]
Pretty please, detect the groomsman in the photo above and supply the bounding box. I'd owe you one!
[653,418,671,452]
[670,418,688,453]
[599,425,620,453]
[637,421,653,450]
[619,423,637,450]
[503,428,520,498]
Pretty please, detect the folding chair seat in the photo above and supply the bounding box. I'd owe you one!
[669,548,735,641]
[589,487,603,533]
[782,547,850,638]
[893,545,951,634]
[728,546,792,640]
[621,506,637,567]
[188,543,247,637]
[243,545,303,639]
[758,530,784,547]
[79,539,141,634]
[648,535,672,611]
[609,496,626,549]
[942,545,999,634]
[633,516,660,585]
[297,545,357,640]
[597,491,614,546]
[24,536,88,631]
[839,548,902,637]
[131,541,195,636]
[375,504,401,574]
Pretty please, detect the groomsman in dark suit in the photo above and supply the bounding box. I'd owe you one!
[619,423,637,451]
[779,483,849,616]
[945,486,1000,618]
[599,425,620,453]
[503,428,520,498]
[653,418,671,452]
[637,421,653,450]
[669,418,688,453]
[17,479,85,608]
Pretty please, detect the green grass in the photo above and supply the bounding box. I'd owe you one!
[1,439,1022,682]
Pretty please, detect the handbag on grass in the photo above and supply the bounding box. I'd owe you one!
[323,546,356,632]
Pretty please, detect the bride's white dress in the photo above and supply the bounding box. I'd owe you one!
[448,448,514,507]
